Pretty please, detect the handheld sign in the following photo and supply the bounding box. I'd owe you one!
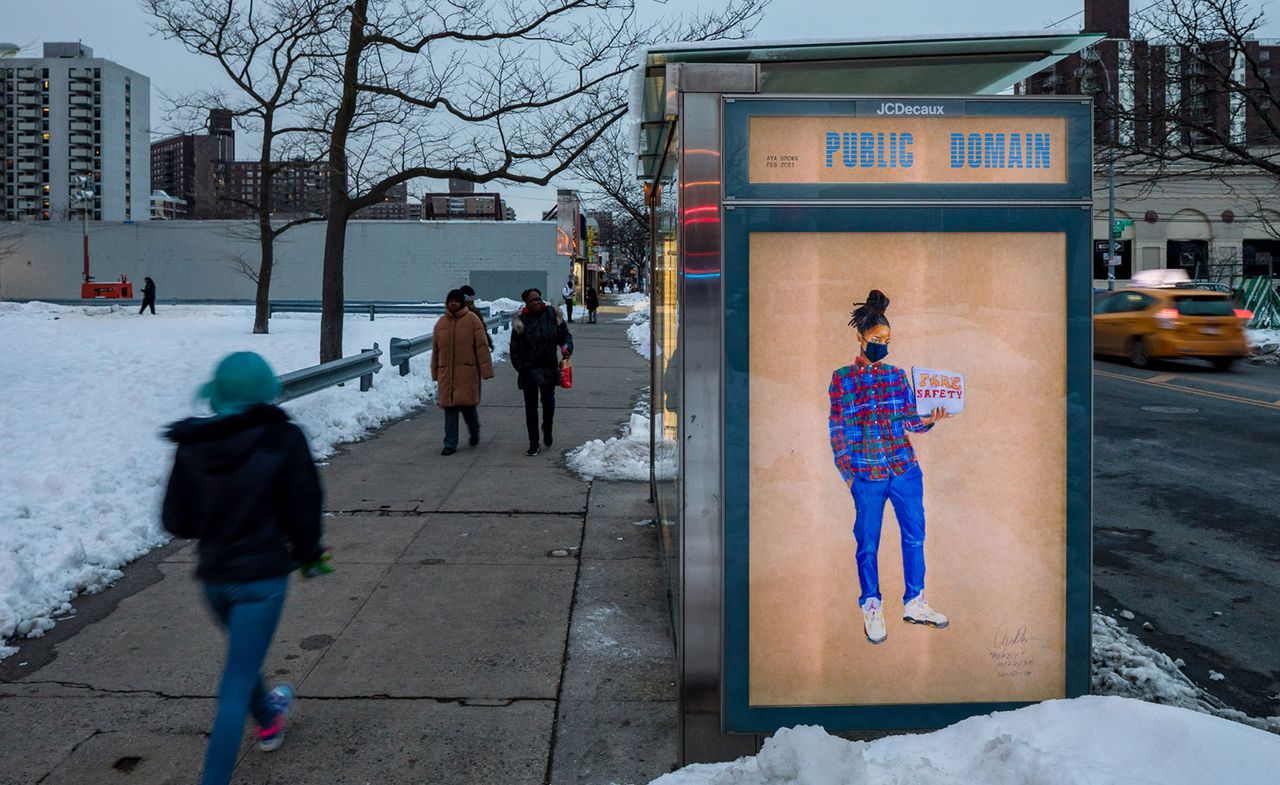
[911,367,965,417]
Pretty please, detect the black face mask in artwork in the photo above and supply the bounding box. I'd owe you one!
[864,342,889,363]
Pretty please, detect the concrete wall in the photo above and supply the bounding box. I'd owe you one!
[0,220,568,303]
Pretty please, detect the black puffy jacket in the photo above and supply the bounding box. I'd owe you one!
[509,306,573,388]
[162,404,323,583]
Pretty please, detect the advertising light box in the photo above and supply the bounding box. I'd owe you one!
[719,97,1092,733]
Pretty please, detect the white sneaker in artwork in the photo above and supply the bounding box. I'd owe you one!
[903,595,949,628]
[861,598,887,644]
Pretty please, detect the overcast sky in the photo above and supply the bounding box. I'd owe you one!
[7,1,1280,219]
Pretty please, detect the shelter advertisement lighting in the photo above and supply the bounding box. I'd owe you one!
[720,97,1092,733]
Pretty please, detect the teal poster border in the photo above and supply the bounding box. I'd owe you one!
[721,205,1093,733]
[722,97,1093,202]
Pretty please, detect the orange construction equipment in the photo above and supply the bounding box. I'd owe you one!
[82,277,133,299]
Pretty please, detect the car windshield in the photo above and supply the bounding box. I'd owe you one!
[1174,296,1234,317]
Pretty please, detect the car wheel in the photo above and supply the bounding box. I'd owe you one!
[1126,336,1151,368]
[1211,358,1236,371]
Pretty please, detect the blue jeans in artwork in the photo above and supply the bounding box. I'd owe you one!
[850,463,927,606]
[200,575,289,785]
[443,405,480,449]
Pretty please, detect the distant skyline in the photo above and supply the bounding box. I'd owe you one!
[8,1,1280,218]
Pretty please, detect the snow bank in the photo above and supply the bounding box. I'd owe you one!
[613,292,650,309]
[1092,612,1280,732]
[650,696,1280,785]
[627,321,652,360]
[566,410,675,482]
[0,302,507,655]
[1246,328,1280,365]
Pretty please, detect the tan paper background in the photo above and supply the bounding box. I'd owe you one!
[747,232,1067,706]
[748,116,1068,184]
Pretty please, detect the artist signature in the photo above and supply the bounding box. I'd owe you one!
[992,625,1040,648]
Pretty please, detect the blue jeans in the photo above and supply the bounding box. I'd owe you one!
[850,463,927,606]
[443,405,480,449]
[200,576,288,785]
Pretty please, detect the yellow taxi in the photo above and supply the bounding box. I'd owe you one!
[1092,287,1251,370]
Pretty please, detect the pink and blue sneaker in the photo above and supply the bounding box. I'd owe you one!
[258,683,295,752]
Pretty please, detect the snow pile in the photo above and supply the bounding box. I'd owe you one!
[481,297,524,315]
[1246,328,1280,365]
[0,302,507,656]
[648,696,1280,785]
[1091,612,1280,732]
[613,292,650,309]
[566,411,675,482]
[628,321,652,360]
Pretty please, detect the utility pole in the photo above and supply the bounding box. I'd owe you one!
[1091,47,1121,291]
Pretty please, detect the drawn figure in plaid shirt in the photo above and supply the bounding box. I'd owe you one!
[828,289,952,644]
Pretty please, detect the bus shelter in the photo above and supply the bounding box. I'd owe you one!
[635,33,1101,764]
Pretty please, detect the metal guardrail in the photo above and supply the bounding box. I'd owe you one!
[268,301,449,321]
[278,344,384,402]
[388,312,513,376]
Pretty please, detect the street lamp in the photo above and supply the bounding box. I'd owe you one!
[71,174,95,286]
[1086,47,1122,291]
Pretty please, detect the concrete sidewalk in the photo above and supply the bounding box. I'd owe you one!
[0,300,676,785]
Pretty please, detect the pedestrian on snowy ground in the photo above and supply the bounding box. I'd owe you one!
[162,351,331,785]
[139,276,157,314]
[433,289,495,455]
[562,280,576,323]
[459,284,493,351]
[585,284,599,324]
[511,287,572,456]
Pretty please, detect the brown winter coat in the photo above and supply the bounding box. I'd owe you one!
[431,309,494,407]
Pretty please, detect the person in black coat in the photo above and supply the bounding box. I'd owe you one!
[162,351,328,784]
[585,285,599,324]
[139,276,157,314]
[510,287,573,456]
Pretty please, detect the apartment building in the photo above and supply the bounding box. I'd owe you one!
[0,42,150,221]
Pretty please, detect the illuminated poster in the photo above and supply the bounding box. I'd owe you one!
[747,115,1069,184]
[742,231,1068,708]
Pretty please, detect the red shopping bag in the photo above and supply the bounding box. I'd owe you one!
[559,356,573,389]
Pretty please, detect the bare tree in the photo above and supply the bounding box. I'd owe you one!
[147,0,338,333]
[571,123,649,282]
[307,0,768,362]
[1102,0,1280,177]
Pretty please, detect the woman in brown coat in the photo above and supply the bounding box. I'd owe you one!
[432,289,495,455]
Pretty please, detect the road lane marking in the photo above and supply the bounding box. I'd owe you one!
[1094,369,1280,411]
[1148,373,1178,383]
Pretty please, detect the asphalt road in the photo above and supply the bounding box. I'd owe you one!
[1094,356,1280,718]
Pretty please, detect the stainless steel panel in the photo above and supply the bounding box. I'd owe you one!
[678,86,757,765]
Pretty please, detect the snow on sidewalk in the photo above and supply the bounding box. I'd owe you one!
[649,696,1280,785]
[0,301,510,658]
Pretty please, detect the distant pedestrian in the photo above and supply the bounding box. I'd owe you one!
[460,284,493,350]
[139,276,156,314]
[511,287,573,456]
[162,351,331,785]
[585,284,599,324]
[562,280,576,323]
[432,289,495,455]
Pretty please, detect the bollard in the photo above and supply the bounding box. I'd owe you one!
[360,343,378,391]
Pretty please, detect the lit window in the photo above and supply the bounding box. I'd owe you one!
[41,132,48,141]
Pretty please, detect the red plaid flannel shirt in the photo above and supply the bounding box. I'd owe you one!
[828,357,932,482]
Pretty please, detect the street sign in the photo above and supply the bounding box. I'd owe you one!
[1111,219,1132,238]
